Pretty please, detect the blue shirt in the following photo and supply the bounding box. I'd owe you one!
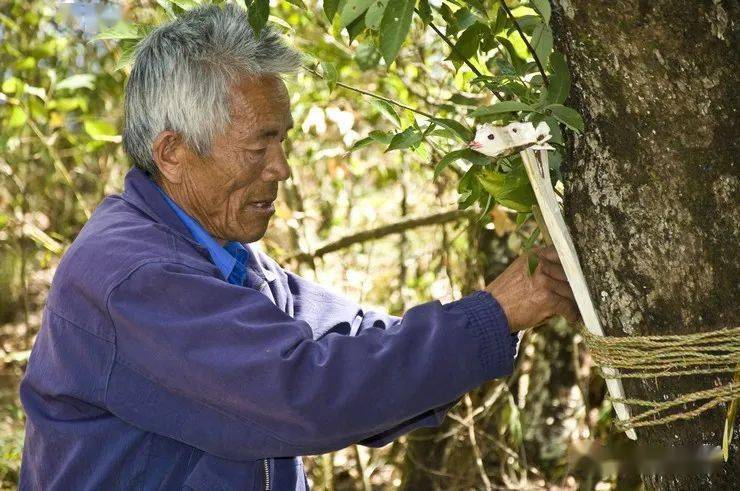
[18,166,515,490]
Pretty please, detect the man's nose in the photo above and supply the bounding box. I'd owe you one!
[264,145,291,182]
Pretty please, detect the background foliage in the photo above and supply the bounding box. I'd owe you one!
[1,0,634,489]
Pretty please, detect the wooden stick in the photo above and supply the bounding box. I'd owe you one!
[520,149,637,440]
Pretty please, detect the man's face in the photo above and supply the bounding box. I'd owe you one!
[168,74,293,244]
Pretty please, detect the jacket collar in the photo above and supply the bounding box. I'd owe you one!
[120,166,268,285]
[121,166,197,243]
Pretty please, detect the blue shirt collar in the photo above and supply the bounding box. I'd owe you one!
[156,186,249,286]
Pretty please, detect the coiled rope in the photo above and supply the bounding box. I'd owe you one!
[579,326,740,431]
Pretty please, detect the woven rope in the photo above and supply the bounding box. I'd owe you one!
[578,325,740,431]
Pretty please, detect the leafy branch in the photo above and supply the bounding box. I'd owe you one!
[303,64,436,120]
[420,10,505,102]
[498,0,549,87]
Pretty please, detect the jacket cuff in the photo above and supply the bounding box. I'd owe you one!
[445,290,515,379]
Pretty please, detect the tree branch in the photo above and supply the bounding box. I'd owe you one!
[303,64,437,120]
[423,15,506,102]
[287,208,477,262]
[498,0,549,87]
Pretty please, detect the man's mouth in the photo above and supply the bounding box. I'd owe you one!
[248,200,276,214]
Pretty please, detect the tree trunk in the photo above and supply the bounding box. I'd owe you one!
[552,0,739,488]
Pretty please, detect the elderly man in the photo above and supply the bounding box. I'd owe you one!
[19,4,577,490]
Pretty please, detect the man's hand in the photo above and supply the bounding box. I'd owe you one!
[486,245,579,333]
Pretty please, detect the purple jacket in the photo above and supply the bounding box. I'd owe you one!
[19,167,515,490]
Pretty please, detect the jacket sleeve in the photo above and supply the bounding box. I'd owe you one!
[282,270,522,447]
[105,260,514,460]
[280,268,522,447]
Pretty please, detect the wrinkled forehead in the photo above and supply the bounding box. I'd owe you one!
[228,74,292,125]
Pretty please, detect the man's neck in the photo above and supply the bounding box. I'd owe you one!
[156,178,228,246]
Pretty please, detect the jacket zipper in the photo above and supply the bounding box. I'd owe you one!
[262,458,271,491]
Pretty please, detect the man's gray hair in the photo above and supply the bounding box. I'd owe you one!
[123,3,303,174]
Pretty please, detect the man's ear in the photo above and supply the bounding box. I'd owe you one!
[152,130,187,184]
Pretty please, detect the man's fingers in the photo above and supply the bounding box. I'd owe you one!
[553,295,580,324]
[535,245,561,264]
[539,258,567,282]
[548,279,575,301]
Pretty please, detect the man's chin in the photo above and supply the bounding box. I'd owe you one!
[231,223,268,244]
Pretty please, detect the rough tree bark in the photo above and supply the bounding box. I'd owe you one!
[553,0,738,488]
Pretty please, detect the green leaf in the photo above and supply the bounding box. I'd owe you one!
[84,119,120,142]
[433,148,467,179]
[436,148,492,176]
[545,52,570,104]
[530,23,553,67]
[527,249,539,276]
[355,42,381,70]
[476,193,495,222]
[339,0,374,28]
[385,126,422,152]
[536,115,563,144]
[523,227,541,251]
[476,163,536,212]
[454,7,477,31]
[470,100,534,117]
[530,0,551,24]
[92,22,142,41]
[515,212,531,228]
[466,0,489,17]
[346,12,366,42]
[453,22,486,60]
[543,104,584,132]
[170,0,199,10]
[286,0,307,9]
[501,394,522,445]
[114,41,138,71]
[324,0,341,21]
[156,0,176,18]
[378,0,414,65]
[372,99,401,128]
[457,166,482,209]
[430,118,473,142]
[248,0,270,37]
[448,93,484,106]
[421,121,437,138]
[14,56,36,71]
[51,97,88,112]
[495,35,527,74]
[368,129,393,144]
[364,0,389,30]
[462,149,494,166]
[7,106,27,128]
[56,74,95,91]
[349,135,374,152]
[417,0,432,26]
[1,76,24,94]
[438,4,458,34]
[321,61,338,92]
[491,6,508,35]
